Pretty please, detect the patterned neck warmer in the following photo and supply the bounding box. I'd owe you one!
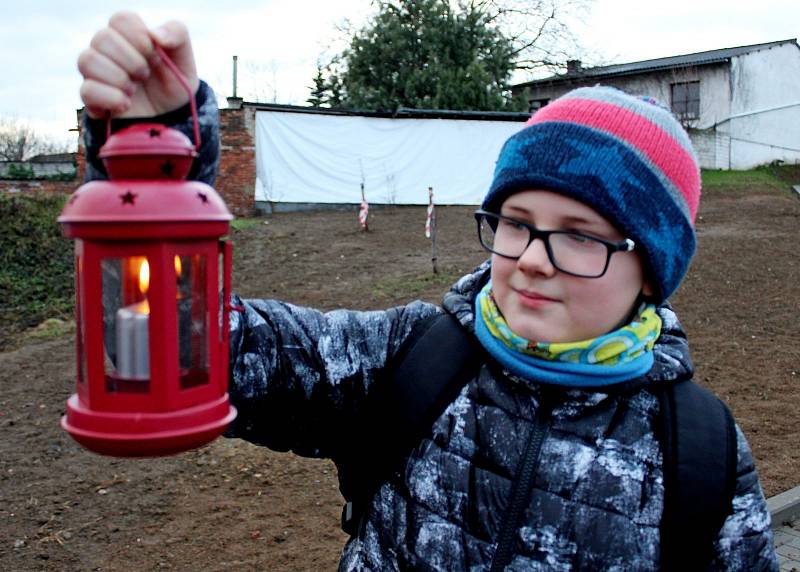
[474,281,662,387]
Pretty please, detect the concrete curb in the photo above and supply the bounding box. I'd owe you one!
[768,485,800,526]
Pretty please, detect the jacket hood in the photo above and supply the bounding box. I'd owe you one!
[441,261,694,390]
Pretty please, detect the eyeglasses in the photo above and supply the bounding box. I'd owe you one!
[474,210,636,278]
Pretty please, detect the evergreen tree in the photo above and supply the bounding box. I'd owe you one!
[331,0,517,111]
[307,64,327,107]
[309,0,587,111]
[325,72,344,108]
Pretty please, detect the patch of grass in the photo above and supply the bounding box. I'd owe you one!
[701,167,785,192]
[230,218,263,231]
[767,163,800,186]
[23,318,76,342]
[372,270,462,301]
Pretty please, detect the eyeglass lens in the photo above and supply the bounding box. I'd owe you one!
[478,214,610,277]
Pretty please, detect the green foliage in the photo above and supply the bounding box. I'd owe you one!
[0,193,74,348]
[44,171,77,182]
[307,65,328,107]
[6,163,35,179]
[320,0,522,111]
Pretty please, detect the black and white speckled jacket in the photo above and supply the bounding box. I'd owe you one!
[83,85,777,570]
[226,262,777,571]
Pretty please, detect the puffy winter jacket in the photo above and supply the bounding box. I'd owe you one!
[83,84,777,570]
[226,262,777,571]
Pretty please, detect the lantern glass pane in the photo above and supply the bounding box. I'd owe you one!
[101,256,150,392]
[177,254,208,389]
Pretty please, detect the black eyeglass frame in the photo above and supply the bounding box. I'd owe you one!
[474,210,636,278]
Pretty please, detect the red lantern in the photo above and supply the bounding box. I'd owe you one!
[59,49,236,456]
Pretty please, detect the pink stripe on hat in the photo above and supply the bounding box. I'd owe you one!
[529,97,700,221]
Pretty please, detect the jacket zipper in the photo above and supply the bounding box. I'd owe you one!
[489,398,553,571]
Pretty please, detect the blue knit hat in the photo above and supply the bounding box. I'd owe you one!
[483,86,701,303]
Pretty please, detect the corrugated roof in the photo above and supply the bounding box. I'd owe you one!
[28,152,77,163]
[515,39,799,87]
[236,101,530,122]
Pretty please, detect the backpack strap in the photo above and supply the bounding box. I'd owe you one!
[339,312,483,536]
[657,378,738,571]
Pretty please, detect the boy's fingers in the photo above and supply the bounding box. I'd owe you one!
[77,49,137,97]
[149,20,189,50]
[108,10,152,53]
[149,20,198,88]
[80,79,131,119]
[91,19,152,80]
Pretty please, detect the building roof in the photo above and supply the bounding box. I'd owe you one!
[228,99,530,122]
[28,152,77,163]
[515,38,799,88]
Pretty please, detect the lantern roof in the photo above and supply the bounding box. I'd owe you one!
[59,179,232,239]
[98,124,198,180]
[99,123,196,160]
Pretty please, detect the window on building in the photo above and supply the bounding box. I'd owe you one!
[671,81,700,119]
[528,98,550,113]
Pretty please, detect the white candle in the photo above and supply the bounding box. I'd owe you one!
[116,301,149,379]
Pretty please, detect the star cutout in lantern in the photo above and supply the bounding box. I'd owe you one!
[149,128,161,138]
[197,192,209,204]
[160,160,175,176]
[120,191,137,205]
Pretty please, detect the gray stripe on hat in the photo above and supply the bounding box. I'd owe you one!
[559,86,699,164]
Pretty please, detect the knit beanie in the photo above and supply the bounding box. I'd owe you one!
[483,86,701,303]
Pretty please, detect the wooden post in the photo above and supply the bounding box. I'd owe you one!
[359,181,369,231]
[428,186,438,274]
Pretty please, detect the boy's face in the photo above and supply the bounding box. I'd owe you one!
[490,190,652,343]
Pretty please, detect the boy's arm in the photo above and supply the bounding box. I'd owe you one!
[82,80,220,185]
[708,424,779,571]
[225,296,441,459]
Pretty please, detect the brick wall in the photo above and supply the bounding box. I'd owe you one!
[2,107,258,216]
[217,103,256,216]
[0,179,76,195]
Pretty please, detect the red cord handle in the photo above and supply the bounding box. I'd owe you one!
[105,42,201,151]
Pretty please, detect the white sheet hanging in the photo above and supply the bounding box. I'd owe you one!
[255,111,526,205]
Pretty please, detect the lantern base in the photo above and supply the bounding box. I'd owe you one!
[62,393,237,457]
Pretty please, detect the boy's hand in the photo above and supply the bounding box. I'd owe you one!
[78,11,199,119]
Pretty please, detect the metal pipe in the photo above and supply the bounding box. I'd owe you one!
[233,55,238,98]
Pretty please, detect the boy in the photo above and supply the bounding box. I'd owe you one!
[79,13,778,570]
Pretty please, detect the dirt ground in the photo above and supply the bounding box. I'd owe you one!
[1,184,798,571]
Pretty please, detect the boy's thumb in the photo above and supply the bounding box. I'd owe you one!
[150,21,189,50]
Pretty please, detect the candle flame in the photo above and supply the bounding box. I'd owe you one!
[138,259,150,295]
[174,255,183,276]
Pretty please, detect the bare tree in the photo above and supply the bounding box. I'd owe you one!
[465,0,591,74]
[0,118,72,161]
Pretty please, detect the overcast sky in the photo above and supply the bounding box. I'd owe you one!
[2,0,797,146]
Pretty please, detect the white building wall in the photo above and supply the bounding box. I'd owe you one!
[690,130,717,168]
[723,43,800,169]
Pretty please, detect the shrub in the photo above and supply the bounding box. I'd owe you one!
[0,193,74,349]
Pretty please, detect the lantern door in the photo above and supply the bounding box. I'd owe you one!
[77,239,224,413]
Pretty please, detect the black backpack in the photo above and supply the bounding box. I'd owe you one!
[336,313,737,571]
